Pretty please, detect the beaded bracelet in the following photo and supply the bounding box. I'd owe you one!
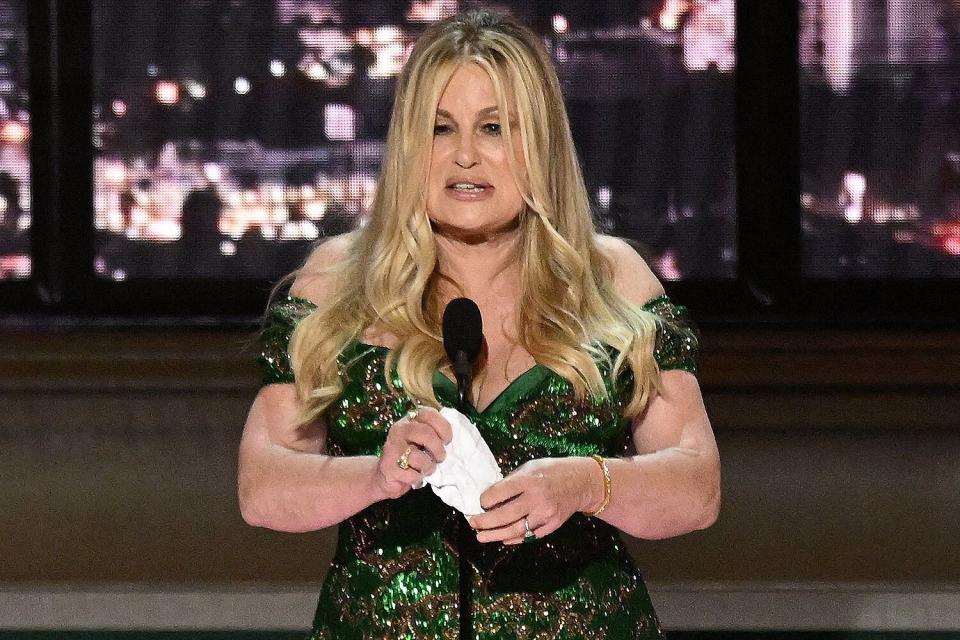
[582,454,612,517]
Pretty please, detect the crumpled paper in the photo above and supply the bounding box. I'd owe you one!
[417,407,503,518]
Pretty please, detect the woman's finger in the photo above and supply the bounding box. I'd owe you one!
[500,514,556,545]
[470,493,530,531]
[414,407,453,445]
[478,475,526,511]
[403,422,446,463]
[399,448,434,474]
[475,516,524,543]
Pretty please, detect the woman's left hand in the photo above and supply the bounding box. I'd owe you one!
[468,457,601,544]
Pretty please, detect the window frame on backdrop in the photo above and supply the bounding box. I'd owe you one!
[3,0,957,325]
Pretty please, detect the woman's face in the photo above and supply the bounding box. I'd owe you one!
[425,63,526,238]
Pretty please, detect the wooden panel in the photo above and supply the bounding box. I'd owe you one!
[2,327,959,393]
[1,327,958,587]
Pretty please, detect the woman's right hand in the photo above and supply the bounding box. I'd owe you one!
[373,407,453,500]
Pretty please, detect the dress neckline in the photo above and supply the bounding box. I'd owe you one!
[347,340,551,417]
[280,292,666,415]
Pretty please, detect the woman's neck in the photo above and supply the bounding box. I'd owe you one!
[433,224,522,299]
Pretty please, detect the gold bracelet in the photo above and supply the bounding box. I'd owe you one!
[582,454,611,517]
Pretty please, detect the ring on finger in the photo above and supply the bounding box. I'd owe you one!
[397,445,414,470]
[523,517,537,542]
[405,407,419,421]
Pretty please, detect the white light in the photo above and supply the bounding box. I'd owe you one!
[552,15,568,33]
[374,25,402,43]
[270,59,286,77]
[597,186,612,209]
[220,240,237,256]
[659,0,687,31]
[103,162,126,184]
[324,103,356,141]
[111,99,127,117]
[660,12,680,31]
[302,59,329,81]
[203,162,222,183]
[234,77,252,95]
[185,80,207,99]
[305,200,326,219]
[841,172,867,224]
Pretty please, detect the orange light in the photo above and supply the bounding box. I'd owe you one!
[0,120,29,144]
[155,80,180,105]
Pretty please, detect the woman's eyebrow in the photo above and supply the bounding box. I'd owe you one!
[436,106,500,120]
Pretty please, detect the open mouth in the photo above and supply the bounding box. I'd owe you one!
[446,181,492,193]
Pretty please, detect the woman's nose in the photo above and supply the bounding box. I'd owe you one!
[454,132,478,169]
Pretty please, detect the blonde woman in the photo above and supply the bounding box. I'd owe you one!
[240,10,719,639]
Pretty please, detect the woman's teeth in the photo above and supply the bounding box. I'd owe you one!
[450,183,486,192]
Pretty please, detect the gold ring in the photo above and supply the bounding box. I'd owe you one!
[397,445,413,470]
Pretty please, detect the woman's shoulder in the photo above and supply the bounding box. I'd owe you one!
[288,232,356,305]
[594,234,665,307]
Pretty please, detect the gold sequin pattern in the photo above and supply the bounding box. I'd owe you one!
[643,293,701,375]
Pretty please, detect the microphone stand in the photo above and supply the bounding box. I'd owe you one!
[453,349,474,640]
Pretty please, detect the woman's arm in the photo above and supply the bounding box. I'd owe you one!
[238,234,452,532]
[239,383,452,533]
[238,382,386,533]
[586,370,720,539]
[591,234,720,538]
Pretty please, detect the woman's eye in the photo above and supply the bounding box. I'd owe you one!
[433,124,452,135]
[481,122,502,135]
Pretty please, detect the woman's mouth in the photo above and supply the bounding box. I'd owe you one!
[447,181,491,192]
[445,181,494,200]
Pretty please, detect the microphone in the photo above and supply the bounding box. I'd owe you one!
[442,297,482,640]
[441,297,483,412]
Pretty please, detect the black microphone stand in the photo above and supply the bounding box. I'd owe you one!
[453,349,474,640]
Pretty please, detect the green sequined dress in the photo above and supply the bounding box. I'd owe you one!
[257,294,699,640]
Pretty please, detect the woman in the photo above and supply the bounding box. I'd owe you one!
[240,10,719,640]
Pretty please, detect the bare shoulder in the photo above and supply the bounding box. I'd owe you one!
[595,234,665,306]
[289,233,354,305]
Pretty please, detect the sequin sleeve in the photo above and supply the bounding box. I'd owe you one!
[641,294,700,376]
[256,295,318,385]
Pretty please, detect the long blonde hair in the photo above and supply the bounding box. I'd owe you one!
[285,10,661,429]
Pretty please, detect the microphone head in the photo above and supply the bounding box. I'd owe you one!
[442,297,483,366]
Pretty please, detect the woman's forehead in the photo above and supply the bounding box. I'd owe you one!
[435,63,518,116]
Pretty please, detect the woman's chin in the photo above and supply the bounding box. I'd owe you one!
[429,214,521,242]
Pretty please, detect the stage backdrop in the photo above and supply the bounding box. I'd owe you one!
[83,0,737,282]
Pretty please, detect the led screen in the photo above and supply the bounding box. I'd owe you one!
[93,0,736,281]
[801,0,960,277]
[0,0,30,281]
